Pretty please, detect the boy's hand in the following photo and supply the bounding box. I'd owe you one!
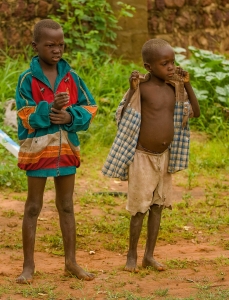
[53,92,69,110]
[50,108,72,124]
[175,66,190,83]
[129,70,140,91]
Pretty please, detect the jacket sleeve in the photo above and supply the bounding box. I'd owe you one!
[63,72,97,132]
[16,72,52,134]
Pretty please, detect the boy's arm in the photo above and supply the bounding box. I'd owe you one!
[16,73,52,134]
[120,70,140,118]
[184,82,200,118]
[62,72,97,132]
[176,67,200,118]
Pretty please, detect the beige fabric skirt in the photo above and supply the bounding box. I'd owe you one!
[127,149,172,216]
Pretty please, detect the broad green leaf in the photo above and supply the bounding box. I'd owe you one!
[216,86,227,96]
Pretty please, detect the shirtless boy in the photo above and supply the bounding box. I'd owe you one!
[102,38,200,272]
[15,19,97,283]
[123,39,200,272]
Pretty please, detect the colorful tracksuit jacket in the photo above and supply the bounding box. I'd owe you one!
[16,56,97,177]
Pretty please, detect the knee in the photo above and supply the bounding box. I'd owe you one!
[151,204,163,214]
[25,202,42,217]
[131,212,145,226]
[56,199,73,214]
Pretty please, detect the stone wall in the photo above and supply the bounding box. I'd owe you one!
[0,0,59,56]
[0,0,229,62]
[147,0,229,55]
[108,0,149,63]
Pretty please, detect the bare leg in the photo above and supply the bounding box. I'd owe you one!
[16,176,46,284]
[124,212,146,272]
[142,204,165,271]
[54,175,94,281]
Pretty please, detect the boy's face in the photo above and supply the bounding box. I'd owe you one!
[32,28,65,66]
[144,45,175,81]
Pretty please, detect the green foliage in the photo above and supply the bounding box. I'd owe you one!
[0,148,27,191]
[49,0,135,59]
[175,46,229,137]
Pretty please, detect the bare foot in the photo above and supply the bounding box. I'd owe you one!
[124,256,139,273]
[142,257,166,271]
[16,267,34,284]
[65,263,94,281]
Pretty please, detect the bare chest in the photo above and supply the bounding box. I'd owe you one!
[43,71,58,91]
[140,84,175,116]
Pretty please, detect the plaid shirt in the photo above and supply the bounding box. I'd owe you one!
[102,74,192,180]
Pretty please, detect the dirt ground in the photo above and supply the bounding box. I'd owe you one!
[0,169,229,300]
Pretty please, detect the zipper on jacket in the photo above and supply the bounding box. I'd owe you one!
[56,126,62,176]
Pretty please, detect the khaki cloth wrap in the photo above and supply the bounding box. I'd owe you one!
[127,149,172,216]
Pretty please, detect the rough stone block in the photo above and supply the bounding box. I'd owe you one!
[165,0,185,8]
[36,1,49,18]
[155,0,165,11]
[149,16,159,33]
[186,0,199,5]
[224,11,229,26]
[202,13,213,27]
[0,2,10,18]
[201,0,212,7]
[0,30,4,48]
[212,9,224,28]
[147,0,153,10]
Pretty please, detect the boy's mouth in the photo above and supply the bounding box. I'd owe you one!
[52,56,60,61]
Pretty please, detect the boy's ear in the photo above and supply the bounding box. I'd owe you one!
[31,41,37,51]
[144,63,151,72]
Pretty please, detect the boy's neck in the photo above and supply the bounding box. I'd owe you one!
[149,74,166,86]
[38,58,58,73]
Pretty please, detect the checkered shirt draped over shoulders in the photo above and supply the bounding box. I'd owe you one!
[102,73,193,181]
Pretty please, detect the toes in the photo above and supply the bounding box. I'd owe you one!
[65,269,95,281]
[85,274,94,281]
[16,276,33,284]
[84,272,95,281]
[124,266,139,273]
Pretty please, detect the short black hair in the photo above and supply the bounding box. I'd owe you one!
[33,19,62,42]
[142,39,171,63]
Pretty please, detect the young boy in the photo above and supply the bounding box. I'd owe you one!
[102,39,200,272]
[15,19,97,283]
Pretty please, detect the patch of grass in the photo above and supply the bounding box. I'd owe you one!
[2,209,16,218]
[39,234,64,255]
[79,192,118,207]
[196,287,229,299]
[12,195,27,202]
[14,282,58,299]
[106,289,155,299]
[0,148,27,192]
[214,256,229,267]
[154,288,169,296]
[166,259,189,269]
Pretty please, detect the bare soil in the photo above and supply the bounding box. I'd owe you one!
[0,167,229,300]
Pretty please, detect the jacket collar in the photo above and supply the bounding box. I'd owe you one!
[30,56,71,91]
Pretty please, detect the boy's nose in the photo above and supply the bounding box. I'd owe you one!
[53,49,61,54]
[53,45,61,52]
[168,64,175,70]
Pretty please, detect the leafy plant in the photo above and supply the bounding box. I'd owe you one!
[49,0,135,59]
[175,46,229,137]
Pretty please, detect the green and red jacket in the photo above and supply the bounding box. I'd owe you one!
[16,56,97,177]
